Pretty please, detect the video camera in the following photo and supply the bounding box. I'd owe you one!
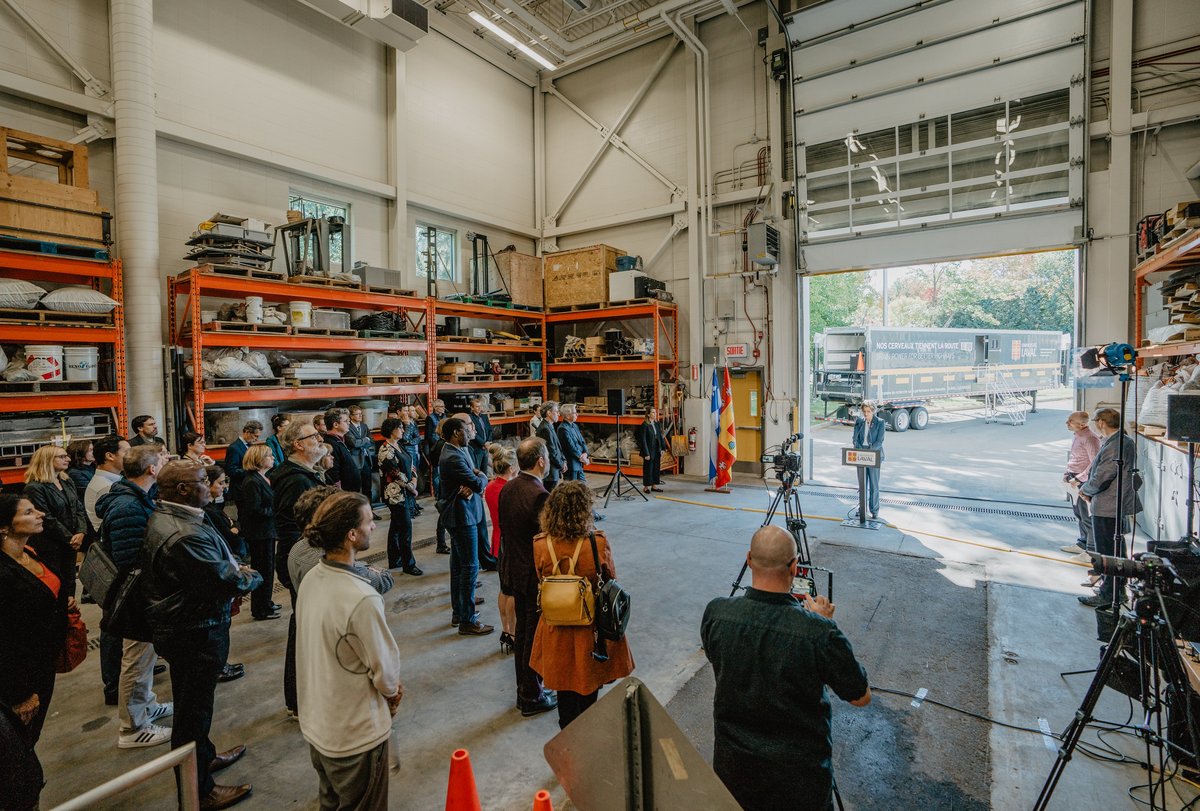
[1089,540,1200,640]
[761,433,804,482]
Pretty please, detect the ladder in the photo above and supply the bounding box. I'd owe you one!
[978,365,1031,425]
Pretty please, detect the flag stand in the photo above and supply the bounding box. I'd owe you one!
[704,486,732,494]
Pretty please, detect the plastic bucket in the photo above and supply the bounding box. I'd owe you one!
[245,296,264,324]
[26,345,63,381]
[64,346,99,382]
[289,301,313,327]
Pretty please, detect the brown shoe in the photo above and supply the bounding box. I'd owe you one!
[209,744,247,774]
[199,783,252,810]
[458,621,495,636]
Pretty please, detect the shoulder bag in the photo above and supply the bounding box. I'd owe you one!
[587,531,631,642]
[55,605,88,673]
[79,542,120,610]
[537,536,595,627]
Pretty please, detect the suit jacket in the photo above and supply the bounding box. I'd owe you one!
[321,432,361,492]
[537,418,565,476]
[346,422,375,468]
[1080,431,1140,518]
[424,413,445,452]
[852,416,886,462]
[497,472,550,596]
[635,421,664,458]
[469,412,492,450]
[438,443,487,528]
[225,437,250,492]
[0,544,68,710]
[557,420,588,478]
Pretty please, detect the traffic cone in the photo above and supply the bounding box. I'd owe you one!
[532,790,554,811]
[446,748,481,811]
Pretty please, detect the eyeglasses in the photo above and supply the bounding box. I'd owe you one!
[298,432,321,442]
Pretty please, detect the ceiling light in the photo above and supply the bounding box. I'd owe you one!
[469,11,556,71]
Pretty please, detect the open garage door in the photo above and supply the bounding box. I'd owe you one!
[786,0,1088,273]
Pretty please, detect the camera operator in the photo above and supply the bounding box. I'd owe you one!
[701,526,871,811]
[1077,408,1141,608]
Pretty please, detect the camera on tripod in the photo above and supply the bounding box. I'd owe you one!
[760,433,804,482]
[1089,541,1200,639]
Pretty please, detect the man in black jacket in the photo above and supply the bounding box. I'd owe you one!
[424,398,447,497]
[497,438,557,716]
[557,404,603,522]
[143,461,261,810]
[535,401,566,490]
[468,396,492,472]
[438,417,493,636]
[320,408,361,492]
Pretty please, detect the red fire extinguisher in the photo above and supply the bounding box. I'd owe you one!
[687,427,697,453]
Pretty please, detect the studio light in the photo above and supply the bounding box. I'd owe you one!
[468,11,556,71]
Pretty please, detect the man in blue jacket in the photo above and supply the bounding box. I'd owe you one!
[468,396,493,472]
[852,404,886,519]
[97,445,174,751]
[438,417,493,636]
[223,420,262,497]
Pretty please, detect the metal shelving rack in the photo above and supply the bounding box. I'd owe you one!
[0,250,127,484]
[430,299,547,426]
[545,300,679,475]
[1133,228,1200,359]
[168,268,434,448]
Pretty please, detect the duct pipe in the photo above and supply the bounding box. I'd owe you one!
[110,0,164,429]
[671,12,715,239]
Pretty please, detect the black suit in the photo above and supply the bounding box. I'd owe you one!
[320,432,361,492]
[537,418,565,490]
[557,420,588,481]
[439,443,488,625]
[498,472,549,705]
[636,420,665,487]
[469,412,492,471]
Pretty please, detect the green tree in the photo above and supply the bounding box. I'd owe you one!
[808,271,879,340]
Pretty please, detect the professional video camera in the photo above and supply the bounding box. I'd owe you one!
[1089,541,1200,640]
[760,432,804,481]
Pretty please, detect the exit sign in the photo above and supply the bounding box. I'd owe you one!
[724,343,750,359]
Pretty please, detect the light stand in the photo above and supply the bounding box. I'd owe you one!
[601,412,648,507]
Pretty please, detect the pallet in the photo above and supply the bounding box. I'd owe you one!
[282,376,359,388]
[446,296,541,311]
[364,285,417,297]
[607,297,656,307]
[576,405,608,414]
[438,373,495,383]
[547,302,604,313]
[357,374,426,385]
[205,377,285,389]
[1165,219,1200,239]
[496,373,534,381]
[553,355,604,364]
[600,354,654,362]
[196,263,285,280]
[0,233,109,260]
[357,330,422,340]
[0,378,101,393]
[288,275,359,289]
[0,307,112,327]
[491,339,540,347]
[441,336,490,344]
[202,321,291,335]
[292,326,358,338]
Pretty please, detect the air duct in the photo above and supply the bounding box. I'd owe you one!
[295,0,428,51]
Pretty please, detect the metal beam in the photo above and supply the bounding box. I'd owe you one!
[0,68,111,116]
[2,0,111,99]
[1089,99,1200,138]
[544,200,685,238]
[551,38,679,223]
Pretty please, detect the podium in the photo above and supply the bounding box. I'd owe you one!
[840,447,884,530]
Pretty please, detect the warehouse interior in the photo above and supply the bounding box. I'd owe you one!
[2,0,1200,808]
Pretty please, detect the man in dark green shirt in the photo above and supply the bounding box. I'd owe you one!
[701,526,871,811]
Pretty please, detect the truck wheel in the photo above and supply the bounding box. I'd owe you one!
[889,408,911,432]
[910,406,930,430]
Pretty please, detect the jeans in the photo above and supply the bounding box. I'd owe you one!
[118,639,159,734]
[449,522,480,625]
[100,629,123,700]
[387,501,415,569]
[248,537,277,618]
[1073,496,1094,551]
[153,624,230,796]
[863,466,881,515]
[513,590,544,705]
[556,689,597,729]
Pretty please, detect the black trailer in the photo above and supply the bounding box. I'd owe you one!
[813,326,1067,431]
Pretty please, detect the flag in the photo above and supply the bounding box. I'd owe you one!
[716,366,736,488]
[709,367,720,485]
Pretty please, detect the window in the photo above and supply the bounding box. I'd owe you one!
[288,192,349,267]
[416,225,458,282]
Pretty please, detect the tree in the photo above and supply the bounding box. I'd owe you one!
[808,272,879,340]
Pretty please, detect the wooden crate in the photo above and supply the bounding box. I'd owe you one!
[543,244,622,309]
[0,128,109,248]
[494,249,543,309]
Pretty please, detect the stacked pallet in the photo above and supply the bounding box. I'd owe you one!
[185,213,279,278]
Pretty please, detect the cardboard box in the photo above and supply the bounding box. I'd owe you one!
[584,337,606,356]
[494,249,543,308]
[543,245,622,309]
[439,362,473,375]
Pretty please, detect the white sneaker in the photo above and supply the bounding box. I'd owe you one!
[146,702,173,721]
[118,723,172,749]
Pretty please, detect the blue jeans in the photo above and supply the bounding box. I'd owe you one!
[449,522,480,625]
[863,466,881,515]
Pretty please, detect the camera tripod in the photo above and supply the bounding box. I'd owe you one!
[601,413,648,508]
[730,470,831,599]
[1034,585,1200,810]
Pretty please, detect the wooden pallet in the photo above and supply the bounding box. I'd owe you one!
[496,373,534,381]
[607,297,656,307]
[282,376,359,387]
[0,233,109,260]
[547,302,604,313]
[0,378,101,392]
[357,374,426,385]
[441,336,490,344]
[292,326,358,337]
[205,377,286,389]
[358,329,422,340]
[447,296,540,312]
[553,355,602,363]
[364,285,417,297]
[576,405,608,414]
[202,321,291,335]
[288,275,359,288]
[1165,219,1200,239]
[600,354,654,362]
[196,263,285,280]
[492,339,540,347]
[438,373,495,383]
[0,307,112,327]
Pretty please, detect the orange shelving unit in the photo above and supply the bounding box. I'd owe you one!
[0,249,127,484]
[545,300,679,475]
[168,267,433,440]
[1133,228,1200,359]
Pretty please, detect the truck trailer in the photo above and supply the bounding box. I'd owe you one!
[813,326,1068,431]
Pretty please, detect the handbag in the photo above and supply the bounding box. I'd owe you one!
[101,565,153,643]
[79,542,120,610]
[55,605,88,673]
[587,531,631,642]
[537,536,595,627]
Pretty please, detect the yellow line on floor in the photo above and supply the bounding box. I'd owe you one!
[656,495,1089,568]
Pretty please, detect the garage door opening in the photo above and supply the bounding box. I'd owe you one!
[804,248,1077,508]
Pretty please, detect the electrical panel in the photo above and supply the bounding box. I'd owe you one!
[748,222,780,267]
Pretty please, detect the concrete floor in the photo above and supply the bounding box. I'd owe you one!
[36,399,1200,810]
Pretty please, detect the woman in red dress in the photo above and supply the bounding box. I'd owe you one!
[484,445,518,653]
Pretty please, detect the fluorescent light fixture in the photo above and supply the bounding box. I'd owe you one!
[469,11,556,71]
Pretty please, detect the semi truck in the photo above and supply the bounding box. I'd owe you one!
[813,326,1068,431]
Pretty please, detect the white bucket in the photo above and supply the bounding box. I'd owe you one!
[64,346,99,382]
[25,345,63,381]
[200,310,218,324]
[289,300,313,327]
[245,296,264,324]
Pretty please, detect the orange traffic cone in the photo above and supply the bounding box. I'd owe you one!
[533,790,554,811]
[446,749,481,811]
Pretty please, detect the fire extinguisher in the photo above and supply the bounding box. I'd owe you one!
[688,427,697,453]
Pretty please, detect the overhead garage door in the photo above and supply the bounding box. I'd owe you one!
[787,0,1088,273]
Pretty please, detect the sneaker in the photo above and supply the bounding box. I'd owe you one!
[1078,594,1108,607]
[118,722,172,749]
[146,702,174,722]
[1061,543,1084,553]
